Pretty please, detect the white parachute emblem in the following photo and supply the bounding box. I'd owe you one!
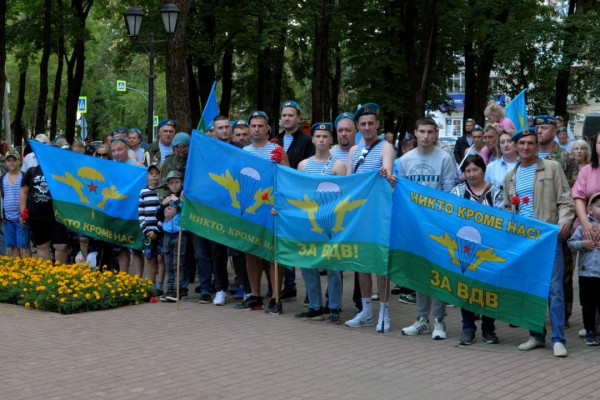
[239,167,260,216]
[455,226,481,274]
[314,182,342,238]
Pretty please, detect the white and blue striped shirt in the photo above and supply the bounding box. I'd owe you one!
[304,156,336,175]
[3,173,22,221]
[351,140,384,173]
[515,164,536,217]
[244,142,277,160]
[330,146,349,167]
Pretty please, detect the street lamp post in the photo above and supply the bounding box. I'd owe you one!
[124,4,180,143]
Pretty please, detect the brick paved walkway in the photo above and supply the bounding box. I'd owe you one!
[1,270,598,400]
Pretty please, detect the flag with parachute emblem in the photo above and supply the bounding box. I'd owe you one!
[388,178,559,332]
[504,89,527,131]
[30,141,147,249]
[180,133,275,260]
[274,168,391,274]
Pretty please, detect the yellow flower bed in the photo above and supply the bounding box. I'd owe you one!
[0,256,157,314]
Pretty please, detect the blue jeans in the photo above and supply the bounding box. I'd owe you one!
[300,268,342,310]
[530,239,565,345]
[163,232,187,292]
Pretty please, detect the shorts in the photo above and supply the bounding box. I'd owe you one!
[4,220,31,249]
[29,219,69,246]
[143,237,163,259]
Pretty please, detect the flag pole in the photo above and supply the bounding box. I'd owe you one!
[176,226,182,309]
[457,144,474,172]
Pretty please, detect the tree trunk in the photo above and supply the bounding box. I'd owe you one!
[186,57,200,127]
[554,0,579,122]
[0,0,6,130]
[35,0,52,135]
[11,70,27,147]
[256,14,267,111]
[329,43,341,123]
[269,37,286,133]
[220,46,233,116]
[311,0,330,124]
[164,0,192,133]
[50,0,65,137]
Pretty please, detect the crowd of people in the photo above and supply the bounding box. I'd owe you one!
[2,100,600,359]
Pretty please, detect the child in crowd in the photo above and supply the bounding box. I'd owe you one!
[2,150,31,257]
[568,191,600,346]
[138,164,165,295]
[155,170,186,302]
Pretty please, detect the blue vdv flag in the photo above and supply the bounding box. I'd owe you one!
[505,89,527,131]
[31,141,147,249]
[196,81,218,133]
[180,133,275,260]
[388,178,558,332]
[275,168,392,274]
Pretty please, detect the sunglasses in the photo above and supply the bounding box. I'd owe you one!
[96,152,109,158]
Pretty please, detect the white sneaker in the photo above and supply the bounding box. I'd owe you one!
[213,290,226,306]
[553,342,568,357]
[376,317,390,333]
[432,318,447,340]
[401,317,431,336]
[345,311,374,328]
[518,336,545,351]
[579,329,586,338]
[371,291,379,301]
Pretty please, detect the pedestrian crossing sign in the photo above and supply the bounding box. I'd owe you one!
[78,97,87,114]
[153,116,159,127]
[117,80,127,92]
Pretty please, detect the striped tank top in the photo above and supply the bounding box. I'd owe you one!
[351,140,384,173]
[330,146,349,167]
[243,142,277,160]
[304,156,336,175]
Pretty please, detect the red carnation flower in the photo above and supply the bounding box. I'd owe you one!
[522,196,530,205]
[261,193,270,201]
[270,146,284,163]
[149,297,158,303]
[270,138,279,143]
[20,209,29,220]
[510,196,521,206]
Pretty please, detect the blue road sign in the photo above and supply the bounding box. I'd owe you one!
[78,97,87,113]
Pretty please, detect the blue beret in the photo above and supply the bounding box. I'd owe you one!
[280,100,301,114]
[311,122,333,134]
[534,115,556,126]
[511,127,535,142]
[557,127,568,133]
[465,118,476,123]
[555,115,564,121]
[248,111,269,123]
[232,119,248,128]
[472,125,484,132]
[334,112,356,129]
[128,127,142,138]
[172,132,190,147]
[354,103,380,121]
[158,119,177,129]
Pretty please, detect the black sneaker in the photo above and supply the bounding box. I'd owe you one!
[233,295,263,310]
[198,294,212,304]
[264,298,283,315]
[326,309,341,324]
[159,293,168,302]
[586,331,599,346]
[164,291,178,303]
[294,308,324,320]
[280,287,297,303]
[156,289,164,297]
[459,331,475,345]
[482,331,499,344]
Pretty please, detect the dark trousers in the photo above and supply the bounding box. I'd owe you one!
[461,308,495,334]
[579,276,600,332]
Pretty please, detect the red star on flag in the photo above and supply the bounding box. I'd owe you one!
[463,244,471,254]
[88,181,98,193]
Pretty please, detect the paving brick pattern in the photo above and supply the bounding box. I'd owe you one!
[1,270,598,400]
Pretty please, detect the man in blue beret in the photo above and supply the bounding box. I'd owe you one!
[534,116,577,328]
[294,122,347,323]
[275,100,315,303]
[234,111,290,313]
[147,119,177,166]
[331,112,357,168]
[503,127,574,357]
[345,102,396,333]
